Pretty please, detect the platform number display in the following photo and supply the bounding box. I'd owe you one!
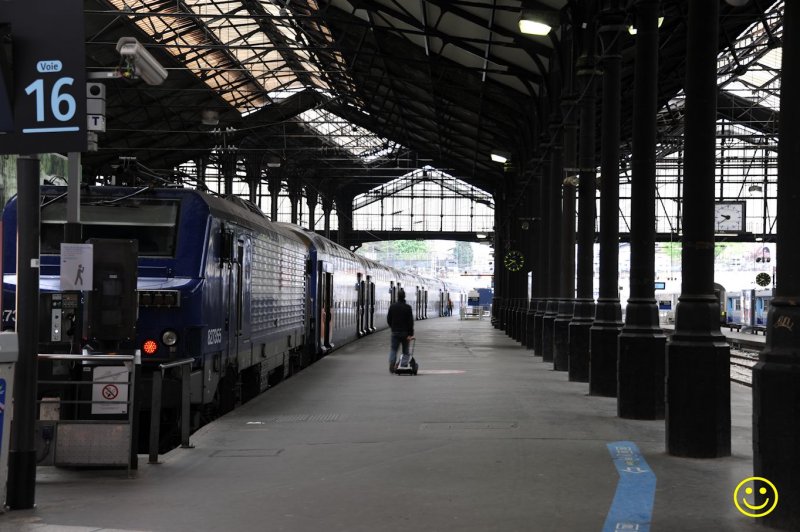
[24,71,77,131]
[0,0,86,154]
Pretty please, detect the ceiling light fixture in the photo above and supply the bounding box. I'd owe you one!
[518,8,558,36]
[628,16,665,35]
[491,150,510,164]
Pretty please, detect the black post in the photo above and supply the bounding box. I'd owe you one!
[523,179,536,349]
[322,193,333,240]
[554,26,577,372]
[307,188,318,232]
[590,2,624,397]
[542,129,563,363]
[569,6,598,383]
[534,159,551,356]
[268,173,281,221]
[617,0,665,420]
[289,175,300,225]
[222,152,236,197]
[554,95,577,371]
[665,0,730,458]
[7,155,40,509]
[753,0,800,527]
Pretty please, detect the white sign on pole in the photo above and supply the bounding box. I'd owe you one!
[60,243,93,291]
[91,366,128,415]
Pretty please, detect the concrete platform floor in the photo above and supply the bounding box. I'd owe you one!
[1,317,764,531]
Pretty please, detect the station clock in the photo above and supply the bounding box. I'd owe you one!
[503,250,525,272]
[714,201,746,232]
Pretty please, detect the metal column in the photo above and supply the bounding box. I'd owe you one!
[753,0,800,527]
[590,2,624,397]
[6,156,40,509]
[666,0,730,458]
[617,0,666,420]
[569,5,598,383]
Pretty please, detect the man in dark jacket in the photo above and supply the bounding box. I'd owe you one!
[386,288,414,373]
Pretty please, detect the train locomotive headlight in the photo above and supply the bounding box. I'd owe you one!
[143,339,158,355]
[162,329,178,346]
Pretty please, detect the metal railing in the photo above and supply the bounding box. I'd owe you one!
[37,352,138,476]
[149,358,194,464]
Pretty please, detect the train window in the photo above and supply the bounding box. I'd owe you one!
[41,199,179,257]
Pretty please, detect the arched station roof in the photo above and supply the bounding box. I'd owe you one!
[78,0,777,200]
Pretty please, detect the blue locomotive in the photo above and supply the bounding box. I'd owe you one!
[2,186,465,437]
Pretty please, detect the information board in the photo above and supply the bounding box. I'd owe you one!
[60,243,93,291]
[0,0,87,154]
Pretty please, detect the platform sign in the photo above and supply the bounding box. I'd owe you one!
[0,0,87,154]
[91,366,128,415]
[60,243,93,291]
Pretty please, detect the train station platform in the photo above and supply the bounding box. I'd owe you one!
[1,317,762,531]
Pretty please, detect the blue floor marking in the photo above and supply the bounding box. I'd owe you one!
[602,441,657,532]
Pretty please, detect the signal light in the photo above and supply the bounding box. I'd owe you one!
[143,339,158,355]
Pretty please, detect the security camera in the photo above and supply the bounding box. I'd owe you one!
[116,37,168,86]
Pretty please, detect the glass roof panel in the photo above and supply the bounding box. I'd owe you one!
[104,0,404,162]
[717,0,783,112]
[298,107,401,161]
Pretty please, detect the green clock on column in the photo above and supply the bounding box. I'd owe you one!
[504,250,525,272]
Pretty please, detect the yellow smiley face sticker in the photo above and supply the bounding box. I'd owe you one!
[733,477,779,518]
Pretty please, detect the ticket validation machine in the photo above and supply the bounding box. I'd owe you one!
[0,333,18,510]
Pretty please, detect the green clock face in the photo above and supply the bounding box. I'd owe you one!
[756,272,771,287]
[504,250,525,272]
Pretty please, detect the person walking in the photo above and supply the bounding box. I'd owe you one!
[387,288,414,373]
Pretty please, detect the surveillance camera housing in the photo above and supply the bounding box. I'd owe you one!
[116,37,168,86]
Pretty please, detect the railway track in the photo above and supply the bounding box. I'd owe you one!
[724,331,763,387]
[662,324,763,387]
[730,349,759,387]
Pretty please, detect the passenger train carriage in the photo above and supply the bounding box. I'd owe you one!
[2,185,464,446]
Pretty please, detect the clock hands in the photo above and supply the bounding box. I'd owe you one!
[721,214,730,220]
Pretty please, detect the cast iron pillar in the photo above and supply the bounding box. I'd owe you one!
[268,172,281,221]
[321,194,333,240]
[569,10,598,383]
[493,199,506,329]
[307,187,318,232]
[335,190,354,247]
[542,130,563,363]
[7,156,40,509]
[288,175,301,225]
[554,94,578,372]
[617,0,665,420]
[753,0,800,527]
[245,155,263,204]
[526,172,542,350]
[534,159,551,356]
[221,152,237,197]
[666,0,730,459]
[195,157,207,190]
[590,2,624,397]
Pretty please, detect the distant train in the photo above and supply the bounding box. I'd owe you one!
[654,280,771,334]
[724,288,773,334]
[2,185,465,445]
